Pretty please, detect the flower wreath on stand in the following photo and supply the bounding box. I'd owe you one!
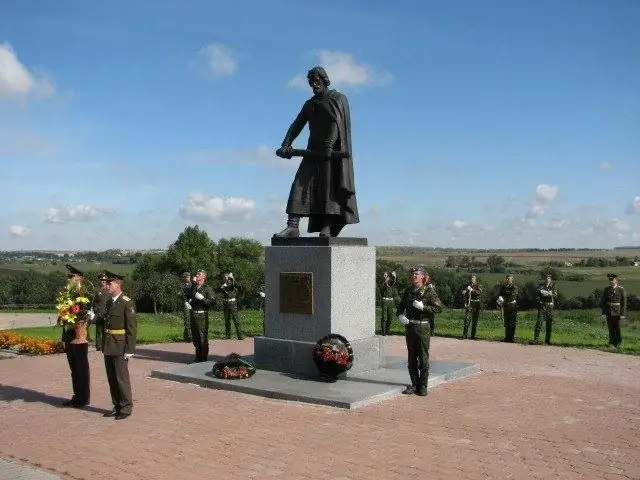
[211,353,257,380]
[311,333,354,383]
[55,281,92,343]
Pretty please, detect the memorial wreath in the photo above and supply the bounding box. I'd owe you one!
[312,333,354,382]
[211,353,257,379]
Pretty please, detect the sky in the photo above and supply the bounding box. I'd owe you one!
[1,0,639,251]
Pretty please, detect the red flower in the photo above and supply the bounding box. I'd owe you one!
[71,304,81,314]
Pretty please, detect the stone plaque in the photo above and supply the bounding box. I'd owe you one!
[279,272,314,315]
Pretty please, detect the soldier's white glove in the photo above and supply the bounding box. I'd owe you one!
[412,299,424,310]
[259,292,265,298]
[86,310,95,321]
[540,290,551,297]
[194,292,204,300]
[621,316,626,321]
[601,314,606,321]
[222,283,228,288]
[184,302,192,310]
[124,353,134,360]
[467,286,473,291]
[398,314,410,325]
[497,296,504,306]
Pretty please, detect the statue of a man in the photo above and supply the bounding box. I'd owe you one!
[274,66,359,238]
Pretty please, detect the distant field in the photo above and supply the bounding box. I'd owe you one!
[0,262,135,277]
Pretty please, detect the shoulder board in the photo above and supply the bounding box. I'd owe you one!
[122,296,131,301]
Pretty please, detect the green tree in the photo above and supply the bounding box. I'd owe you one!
[166,225,218,278]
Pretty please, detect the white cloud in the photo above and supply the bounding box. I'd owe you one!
[526,184,559,218]
[453,220,466,229]
[179,193,255,222]
[612,219,631,234]
[287,50,393,89]
[624,196,640,215]
[198,43,238,77]
[600,161,612,172]
[8,225,29,237]
[0,42,55,100]
[45,205,112,223]
[189,145,297,169]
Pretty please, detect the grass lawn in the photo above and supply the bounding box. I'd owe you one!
[6,308,639,356]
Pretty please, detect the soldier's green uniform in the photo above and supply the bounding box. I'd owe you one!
[397,265,444,396]
[498,275,519,343]
[91,273,109,351]
[462,278,482,339]
[534,277,558,344]
[181,273,192,342]
[217,274,244,340]
[101,271,137,420]
[378,272,398,336]
[188,276,215,362]
[599,273,627,347]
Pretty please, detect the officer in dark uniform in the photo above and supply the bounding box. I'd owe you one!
[533,273,558,345]
[101,271,137,420]
[217,272,244,340]
[396,265,444,396]
[378,271,398,336]
[61,264,92,408]
[91,271,110,351]
[181,272,192,342]
[600,273,627,347]
[497,274,519,343]
[186,269,215,362]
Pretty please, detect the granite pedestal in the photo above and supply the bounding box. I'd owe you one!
[253,237,384,377]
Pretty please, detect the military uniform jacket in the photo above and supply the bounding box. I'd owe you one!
[463,283,482,307]
[91,289,109,320]
[216,282,237,301]
[379,283,399,303]
[182,283,192,303]
[537,282,558,309]
[499,284,519,308]
[103,293,137,356]
[189,283,215,312]
[600,285,627,317]
[397,284,444,321]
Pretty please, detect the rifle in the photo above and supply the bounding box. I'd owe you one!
[276,148,350,160]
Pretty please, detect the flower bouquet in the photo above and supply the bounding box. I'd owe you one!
[55,281,92,344]
[311,333,354,382]
[211,353,257,380]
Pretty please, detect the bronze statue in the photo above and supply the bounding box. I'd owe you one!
[274,66,359,238]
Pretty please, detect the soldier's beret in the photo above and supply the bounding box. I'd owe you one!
[607,273,618,280]
[65,264,84,277]
[104,270,124,281]
[410,265,427,274]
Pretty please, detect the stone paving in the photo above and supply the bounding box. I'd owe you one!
[1,337,639,480]
[0,313,57,330]
[0,459,65,480]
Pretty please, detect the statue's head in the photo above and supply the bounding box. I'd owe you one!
[307,66,330,96]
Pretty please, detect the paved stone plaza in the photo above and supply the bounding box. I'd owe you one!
[1,337,639,479]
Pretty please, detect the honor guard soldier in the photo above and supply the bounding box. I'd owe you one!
[101,271,137,420]
[181,272,192,342]
[396,265,444,396]
[61,264,92,408]
[462,274,482,339]
[91,271,110,351]
[186,269,215,362]
[217,272,244,340]
[378,271,398,336]
[599,273,627,347]
[533,273,558,345]
[497,274,519,343]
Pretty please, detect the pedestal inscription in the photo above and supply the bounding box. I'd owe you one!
[279,272,314,315]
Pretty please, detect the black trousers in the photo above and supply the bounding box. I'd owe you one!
[606,315,622,346]
[503,305,518,342]
[62,329,90,404]
[190,312,209,362]
[405,321,431,389]
[224,303,244,339]
[104,354,133,415]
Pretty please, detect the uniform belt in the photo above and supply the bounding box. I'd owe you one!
[609,303,620,305]
[408,319,429,324]
[382,297,394,301]
[193,310,206,314]
[106,329,125,335]
[225,298,236,302]
[469,299,480,302]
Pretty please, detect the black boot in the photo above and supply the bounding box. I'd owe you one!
[416,371,428,396]
[193,346,202,363]
[403,371,418,394]
[274,215,300,238]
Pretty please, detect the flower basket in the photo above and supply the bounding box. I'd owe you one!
[211,353,257,380]
[71,320,89,345]
[311,334,354,382]
[55,281,92,332]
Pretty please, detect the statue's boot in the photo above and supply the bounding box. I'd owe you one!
[274,215,300,238]
[319,225,331,237]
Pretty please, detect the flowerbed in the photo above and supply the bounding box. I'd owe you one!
[0,331,65,355]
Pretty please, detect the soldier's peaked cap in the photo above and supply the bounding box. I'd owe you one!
[104,270,124,281]
[410,265,427,274]
[607,273,618,280]
[65,264,84,277]
[98,271,109,281]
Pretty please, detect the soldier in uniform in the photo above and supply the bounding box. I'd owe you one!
[533,273,558,345]
[396,265,444,396]
[186,269,215,362]
[497,274,519,343]
[599,273,627,347]
[462,274,482,339]
[91,271,110,351]
[217,272,244,340]
[181,272,192,342]
[61,264,93,408]
[378,271,398,336]
[101,271,137,420]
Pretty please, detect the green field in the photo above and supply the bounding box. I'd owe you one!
[7,308,639,355]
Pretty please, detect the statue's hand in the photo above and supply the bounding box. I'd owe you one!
[276,146,292,159]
